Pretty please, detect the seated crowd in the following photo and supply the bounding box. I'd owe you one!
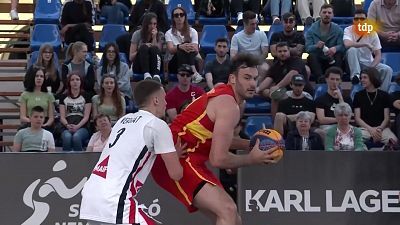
[10,0,400,152]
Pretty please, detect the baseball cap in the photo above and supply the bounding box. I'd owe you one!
[291,74,306,85]
[177,64,194,75]
[282,12,295,21]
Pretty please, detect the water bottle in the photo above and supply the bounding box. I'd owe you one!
[302,137,310,151]
[322,45,335,65]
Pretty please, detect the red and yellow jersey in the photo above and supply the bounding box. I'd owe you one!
[170,84,238,161]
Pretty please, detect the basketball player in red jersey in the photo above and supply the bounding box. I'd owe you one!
[152,53,283,225]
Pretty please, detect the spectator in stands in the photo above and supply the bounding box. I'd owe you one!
[297,0,324,25]
[230,0,261,24]
[343,9,392,90]
[368,0,400,49]
[62,41,96,97]
[63,0,96,25]
[257,42,312,117]
[270,0,292,24]
[353,67,398,147]
[325,102,366,151]
[13,106,55,152]
[10,0,19,20]
[231,10,269,79]
[199,0,226,17]
[20,66,55,130]
[285,111,324,150]
[60,73,92,151]
[92,75,125,125]
[165,7,203,83]
[204,38,231,90]
[305,4,345,83]
[270,12,305,58]
[130,13,164,82]
[61,0,95,53]
[96,43,132,100]
[391,83,400,140]
[315,67,352,132]
[99,0,130,24]
[86,114,112,152]
[274,74,316,136]
[330,0,355,17]
[27,44,62,97]
[128,0,168,33]
[166,64,205,121]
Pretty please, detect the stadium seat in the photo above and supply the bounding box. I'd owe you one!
[200,25,228,55]
[27,51,60,69]
[167,0,195,24]
[34,0,62,24]
[198,12,228,25]
[350,84,363,101]
[99,24,127,51]
[313,84,328,100]
[99,16,129,24]
[388,83,400,95]
[267,24,283,44]
[332,17,353,25]
[243,115,273,138]
[381,52,400,80]
[244,96,271,114]
[30,24,62,52]
[363,0,373,12]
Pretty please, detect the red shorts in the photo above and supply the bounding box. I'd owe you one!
[151,147,222,212]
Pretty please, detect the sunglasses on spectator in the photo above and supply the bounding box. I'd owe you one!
[293,83,304,87]
[284,18,295,23]
[353,17,366,21]
[178,72,191,77]
[173,13,185,18]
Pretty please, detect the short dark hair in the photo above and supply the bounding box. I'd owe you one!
[229,53,261,75]
[325,66,343,78]
[134,80,163,108]
[275,42,289,49]
[31,106,44,115]
[243,10,257,24]
[361,67,381,88]
[215,37,229,46]
[320,3,334,12]
[354,9,366,16]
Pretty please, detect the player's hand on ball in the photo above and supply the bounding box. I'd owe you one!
[249,139,280,164]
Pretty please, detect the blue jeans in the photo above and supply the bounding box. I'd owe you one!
[62,128,90,151]
[101,2,129,24]
[270,0,292,17]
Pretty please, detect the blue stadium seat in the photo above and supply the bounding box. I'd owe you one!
[28,51,59,69]
[167,0,196,24]
[199,12,228,25]
[34,0,62,24]
[243,115,273,138]
[313,84,328,100]
[267,24,284,44]
[200,25,228,55]
[350,84,363,101]
[99,16,129,24]
[99,24,127,51]
[332,17,353,25]
[388,83,400,95]
[381,52,400,80]
[363,0,373,12]
[244,96,271,114]
[30,24,62,52]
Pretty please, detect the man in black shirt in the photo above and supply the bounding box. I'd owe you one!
[274,74,316,135]
[270,12,305,58]
[204,38,231,90]
[353,67,397,146]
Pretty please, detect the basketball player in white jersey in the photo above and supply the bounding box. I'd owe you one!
[80,80,183,225]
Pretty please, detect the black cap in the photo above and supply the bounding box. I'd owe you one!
[177,64,194,75]
[282,12,295,21]
[291,74,306,85]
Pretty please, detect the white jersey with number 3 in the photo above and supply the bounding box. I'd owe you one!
[80,110,176,224]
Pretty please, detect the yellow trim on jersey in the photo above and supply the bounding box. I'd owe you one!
[183,111,213,143]
[185,158,217,186]
[175,181,192,205]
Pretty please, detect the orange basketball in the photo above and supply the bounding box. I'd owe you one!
[249,129,285,159]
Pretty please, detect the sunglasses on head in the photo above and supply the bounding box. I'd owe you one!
[353,17,366,21]
[284,18,295,23]
[178,72,191,77]
[173,13,185,18]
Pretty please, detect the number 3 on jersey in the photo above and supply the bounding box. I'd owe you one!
[109,128,126,148]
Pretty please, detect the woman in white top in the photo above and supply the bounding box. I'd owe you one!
[87,114,112,152]
[165,7,203,83]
